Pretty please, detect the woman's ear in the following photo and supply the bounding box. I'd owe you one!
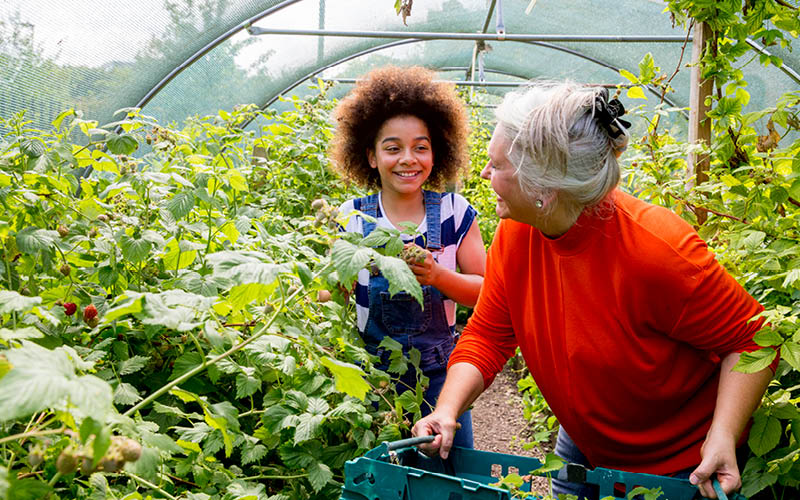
[367,149,377,169]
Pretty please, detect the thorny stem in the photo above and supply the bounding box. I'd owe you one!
[124,471,177,500]
[0,427,66,446]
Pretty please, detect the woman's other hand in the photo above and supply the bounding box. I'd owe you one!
[411,410,460,459]
[690,429,740,499]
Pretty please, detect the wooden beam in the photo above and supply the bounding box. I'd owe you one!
[688,21,713,224]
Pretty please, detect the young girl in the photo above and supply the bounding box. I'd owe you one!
[329,66,486,448]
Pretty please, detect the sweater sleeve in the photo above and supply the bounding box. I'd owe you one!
[448,220,519,388]
[670,253,776,369]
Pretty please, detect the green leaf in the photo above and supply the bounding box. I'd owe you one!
[92,426,112,468]
[638,52,656,82]
[113,382,142,405]
[241,443,267,465]
[320,357,370,401]
[167,191,196,220]
[753,328,783,347]
[15,227,58,254]
[294,413,325,444]
[533,452,565,474]
[0,327,45,342]
[376,424,402,443]
[735,348,776,373]
[780,342,800,371]
[0,343,112,421]
[207,251,283,286]
[279,444,314,468]
[6,477,53,500]
[331,239,375,287]
[619,69,639,84]
[626,86,648,100]
[0,292,42,315]
[119,355,150,375]
[375,254,423,305]
[235,371,261,399]
[104,295,143,322]
[106,133,138,155]
[741,456,778,497]
[782,269,800,289]
[748,411,781,456]
[119,235,152,263]
[307,461,333,492]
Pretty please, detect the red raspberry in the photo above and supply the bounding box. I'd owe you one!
[83,304,98,322]
[63,303,77,316]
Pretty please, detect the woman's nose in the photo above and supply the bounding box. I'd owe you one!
[480,161,491,179]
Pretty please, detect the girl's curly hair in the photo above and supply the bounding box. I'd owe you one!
[329,66,469,191]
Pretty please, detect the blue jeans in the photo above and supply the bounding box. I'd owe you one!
[552,427,598,500]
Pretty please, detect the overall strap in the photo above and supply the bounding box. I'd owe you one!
[423,190,442,250]
[359,193,380,237]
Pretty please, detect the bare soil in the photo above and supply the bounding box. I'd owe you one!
[470,365,552,495]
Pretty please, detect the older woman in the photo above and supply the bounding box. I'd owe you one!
[411,81,775,499]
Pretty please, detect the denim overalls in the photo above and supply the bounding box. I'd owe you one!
[359,190,473,448]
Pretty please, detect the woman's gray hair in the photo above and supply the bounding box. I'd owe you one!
[495,80,629,212]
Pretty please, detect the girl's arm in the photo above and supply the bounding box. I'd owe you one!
[408,219,486,307]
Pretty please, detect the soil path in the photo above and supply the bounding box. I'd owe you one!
[470,365,551,495]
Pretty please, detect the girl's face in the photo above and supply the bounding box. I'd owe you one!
[481,125,537,223]
[367,115,433,197]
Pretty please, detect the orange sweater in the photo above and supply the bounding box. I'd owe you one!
[450,190,770,474]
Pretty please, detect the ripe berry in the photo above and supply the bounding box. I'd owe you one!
[59,264,71,276]
[57,225,69,238]
[63,302,77,316]
[83,304,98,323]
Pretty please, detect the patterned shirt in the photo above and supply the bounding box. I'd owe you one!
[339,191,478,333]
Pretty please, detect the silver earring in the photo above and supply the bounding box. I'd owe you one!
[535,199,544,208]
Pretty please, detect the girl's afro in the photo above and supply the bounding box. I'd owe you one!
[329,66,469,191]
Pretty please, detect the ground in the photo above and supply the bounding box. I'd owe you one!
[470,365,552,495]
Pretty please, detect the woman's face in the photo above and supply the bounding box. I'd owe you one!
[367,115,433,197]
[481,126,537,223]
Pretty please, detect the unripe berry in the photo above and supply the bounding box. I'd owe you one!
[56,451,78,474]
[59,264,71,276]
[57,225,69,238]
[119,439,142,462]
[317,290,332,303]
[97,214,109,223]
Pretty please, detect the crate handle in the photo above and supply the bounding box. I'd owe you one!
[384,435,436,451]
[712,479,729,500]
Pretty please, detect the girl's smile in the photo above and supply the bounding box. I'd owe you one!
[367,114,433,197]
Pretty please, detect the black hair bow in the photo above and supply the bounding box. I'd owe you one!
[594,92,631,138]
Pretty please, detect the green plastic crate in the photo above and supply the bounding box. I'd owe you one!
[340,437,747,500]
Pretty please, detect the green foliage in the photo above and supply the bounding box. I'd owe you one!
[0,90,429,499]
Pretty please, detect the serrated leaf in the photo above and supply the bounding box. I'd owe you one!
[15,227,58,254]
[113,382,141,405]
[119,235,152,263]
[294,413,324,444]
[320,357,370,401]
[0,343,112,421]
[376,424,402,443]
[780,342,800,371]
[207,251,283,286]
[279,445,314,468]
[749,412,781,456]
[783,268,800,289]
[0,292,42,315]
[307,397,329,415]
[242,443,267,464]
[735,348,776,373]
[375,254,423,305]
[106,133,138,155]
[119,355,150,375]
[533,452,565,474]
[167,191,195,220]
[331,239,375,287]
[236,372,261,399]
[619,68,639,84]
[307,461,333,492]
[0,327,43,341]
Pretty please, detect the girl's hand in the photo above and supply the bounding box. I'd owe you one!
[403,243,440,286]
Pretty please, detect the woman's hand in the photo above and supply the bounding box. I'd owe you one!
[690,429,740,499]
[411,410,460,459]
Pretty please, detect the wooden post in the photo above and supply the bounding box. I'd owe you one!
[688,21,713,224]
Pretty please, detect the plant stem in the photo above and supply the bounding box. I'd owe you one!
[241,473,308,480]
[0,427,65,446]
[123,264,331,417]
[47,471,62,487]
[124,471,177,500]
